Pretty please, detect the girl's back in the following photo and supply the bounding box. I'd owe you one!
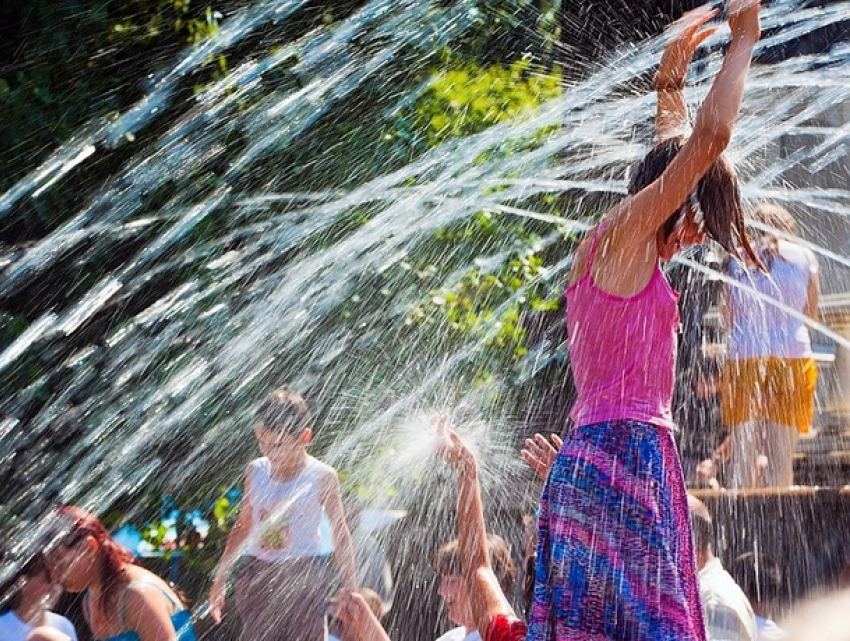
[566,226,680,429]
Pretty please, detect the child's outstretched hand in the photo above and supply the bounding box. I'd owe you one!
[521,433,563,481]
[433,414,476,472]
[656,5,719,90]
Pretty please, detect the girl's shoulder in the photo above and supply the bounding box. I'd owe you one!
[120,569,182,613]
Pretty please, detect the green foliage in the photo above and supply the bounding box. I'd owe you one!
[447,0,563,67]
[412,58,561,146]
[382,57,564,380]
[0,311,28,351]
[407,225,561,366]
[0,0,227,239]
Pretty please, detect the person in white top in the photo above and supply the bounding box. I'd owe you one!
[208,386,356,641]
[433,535,516,641]
[0,553,77,641]
[717,203,820,488]
[689,495,757,641]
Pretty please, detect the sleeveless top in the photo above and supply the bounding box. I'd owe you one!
[726,239,817,360]
[565,224,680,429]
[83,581,196,641]
[246,455,328,562]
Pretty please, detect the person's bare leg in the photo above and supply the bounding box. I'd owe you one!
[763,422,798,487]
[729,421,760,489]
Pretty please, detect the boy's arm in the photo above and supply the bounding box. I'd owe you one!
[320,468,357,590]
[208,466,254,624]
[805,251,820,319]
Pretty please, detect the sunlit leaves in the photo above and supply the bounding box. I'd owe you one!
[408,57,561,146]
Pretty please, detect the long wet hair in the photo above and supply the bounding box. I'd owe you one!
[628,137,763,268]
[55,505,135,612]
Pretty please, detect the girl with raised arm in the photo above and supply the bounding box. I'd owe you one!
[527,2,762,639]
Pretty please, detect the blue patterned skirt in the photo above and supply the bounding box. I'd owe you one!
[527,420,705,641]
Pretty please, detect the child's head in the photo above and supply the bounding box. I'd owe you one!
[327,588,387,640]
[43,505,134,607]
[433,534,517,629]
[253,387,313,461]
[729,552,783,608]
[748,203,799,269]
[0,552,59,615]
[629,137,760,265]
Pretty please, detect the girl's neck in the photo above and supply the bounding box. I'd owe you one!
[85,557,115,604]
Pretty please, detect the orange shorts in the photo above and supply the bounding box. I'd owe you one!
[720,357,818,433]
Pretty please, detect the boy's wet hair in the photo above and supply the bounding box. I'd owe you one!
[255,387,312,435]
[749,203,800,270]
[628,137,762,268]
[433,534,517,595]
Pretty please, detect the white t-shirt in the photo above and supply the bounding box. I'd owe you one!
[436,626,481,641]
[699,557,758,641]
[246,455,332,562]
[0,610,78,641]
[726,240,818,360]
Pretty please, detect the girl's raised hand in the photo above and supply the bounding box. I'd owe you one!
[657,5,719,89]
[433,415,476,471]
[727,0,761,40]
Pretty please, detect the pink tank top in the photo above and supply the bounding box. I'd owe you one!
[565,224,680,429]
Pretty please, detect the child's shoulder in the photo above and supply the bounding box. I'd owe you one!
[246,456,270,474]
[306,455,338,478]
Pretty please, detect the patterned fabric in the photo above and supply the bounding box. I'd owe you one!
[485,615,528,641]
[528,420,705,641]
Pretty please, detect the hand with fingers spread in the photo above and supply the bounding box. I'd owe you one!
[521,433,563,481]
[656,4,719,91]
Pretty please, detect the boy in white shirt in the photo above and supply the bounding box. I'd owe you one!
[208,387,356,640]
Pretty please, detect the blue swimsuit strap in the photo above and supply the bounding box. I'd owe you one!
[118,581,181,631]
